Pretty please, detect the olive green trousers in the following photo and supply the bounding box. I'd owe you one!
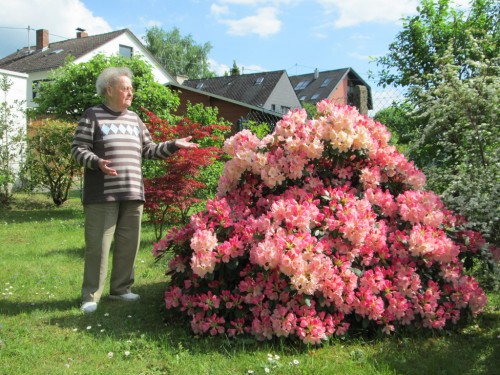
[81,201,143,303]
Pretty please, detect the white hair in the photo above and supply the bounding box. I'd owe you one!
[95,67,133,95]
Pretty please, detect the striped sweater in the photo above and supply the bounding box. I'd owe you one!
[71,104,178,204]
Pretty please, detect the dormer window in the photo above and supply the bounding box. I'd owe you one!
[119,45,133,58]
[255,77,264,85]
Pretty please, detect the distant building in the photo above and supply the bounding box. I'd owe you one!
[0,28,175,108]
[182,70,302,115]
[290,68,373,114]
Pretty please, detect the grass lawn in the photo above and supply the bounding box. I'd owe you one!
[0,192,499,374]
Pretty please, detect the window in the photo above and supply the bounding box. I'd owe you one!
[320,78,332,87]
[271,104,276,111]
[299,95,308,101]
[255,77,264,85]
[311,93,321,100]
[294,80,310,90]
[196,82,205,89]
[281,106,290,114]
[119,45,133,58]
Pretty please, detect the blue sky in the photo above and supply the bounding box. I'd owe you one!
[0,0,468,112]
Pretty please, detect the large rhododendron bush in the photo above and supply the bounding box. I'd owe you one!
[153,100,489,344]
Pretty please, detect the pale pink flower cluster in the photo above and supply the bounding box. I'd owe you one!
[154,100,489,344]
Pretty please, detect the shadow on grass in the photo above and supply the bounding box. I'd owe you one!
[0,297,81,316]
[29,281,307,357]
[44,246,84,259]
[371,311,500,375]
[0,207,83,224]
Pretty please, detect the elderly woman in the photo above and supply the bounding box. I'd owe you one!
[71,66,198,314]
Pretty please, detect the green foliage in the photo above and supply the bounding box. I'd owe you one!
[373,101,421,151]
[244,120,270,140]
[26,120,82,206]
[0,74,25,205]
[301,102,317,119]
[412,36,499,245]
[374,0,499,92]
[30,54,179,122]
[230,60,241,76]
[372,0,499,246]
[143,26,215,79]
[183,102,231,200]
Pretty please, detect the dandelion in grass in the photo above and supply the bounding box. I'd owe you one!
[107,352,114,359]
[104,313,109,317]
[265,368,270,373]
[86,326,92,330]
[72,328,78,332]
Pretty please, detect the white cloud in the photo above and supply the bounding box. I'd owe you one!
[0,0,112,57]
[220,7,282,37]
[348,52,372,62]
[315,0,419,28]
[210,3,230,15]
[208,59,230,76]
[140,17,162,28]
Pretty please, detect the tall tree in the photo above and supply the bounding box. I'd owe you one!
[230,60,240,76]
[374,0,499,92]
[412,39,499,245]
[143,26,215,79]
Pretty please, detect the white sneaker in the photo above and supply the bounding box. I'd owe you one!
[81,302,97,313]
[109,292,140,302]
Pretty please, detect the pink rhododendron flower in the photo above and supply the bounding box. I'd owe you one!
[154,100,489,345]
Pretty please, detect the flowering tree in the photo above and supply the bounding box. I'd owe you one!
[154,101,492,344]
[142,109,229,240]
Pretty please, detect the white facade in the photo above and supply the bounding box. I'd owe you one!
[25,30,174,107]
[264,73,302,114]
[0,69,28,188]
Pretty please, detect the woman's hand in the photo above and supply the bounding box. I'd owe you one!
[98,159,118,176]
[175,136,199,149]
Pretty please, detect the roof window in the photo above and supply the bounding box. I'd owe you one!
[294,80,310,90]
[255,77,264,85]
[320,78,332,87]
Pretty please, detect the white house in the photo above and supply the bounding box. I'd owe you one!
[0,28,176,108]
[0,68,28,188]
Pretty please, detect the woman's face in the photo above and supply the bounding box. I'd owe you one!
[106,75,133,111]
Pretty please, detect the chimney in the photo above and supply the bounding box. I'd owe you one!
[176,75,188,84]
[313,68,319,80]
[36,29,49,50]
[76,27,88,38]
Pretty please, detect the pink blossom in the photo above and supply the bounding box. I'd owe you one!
[155,100,488,344]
